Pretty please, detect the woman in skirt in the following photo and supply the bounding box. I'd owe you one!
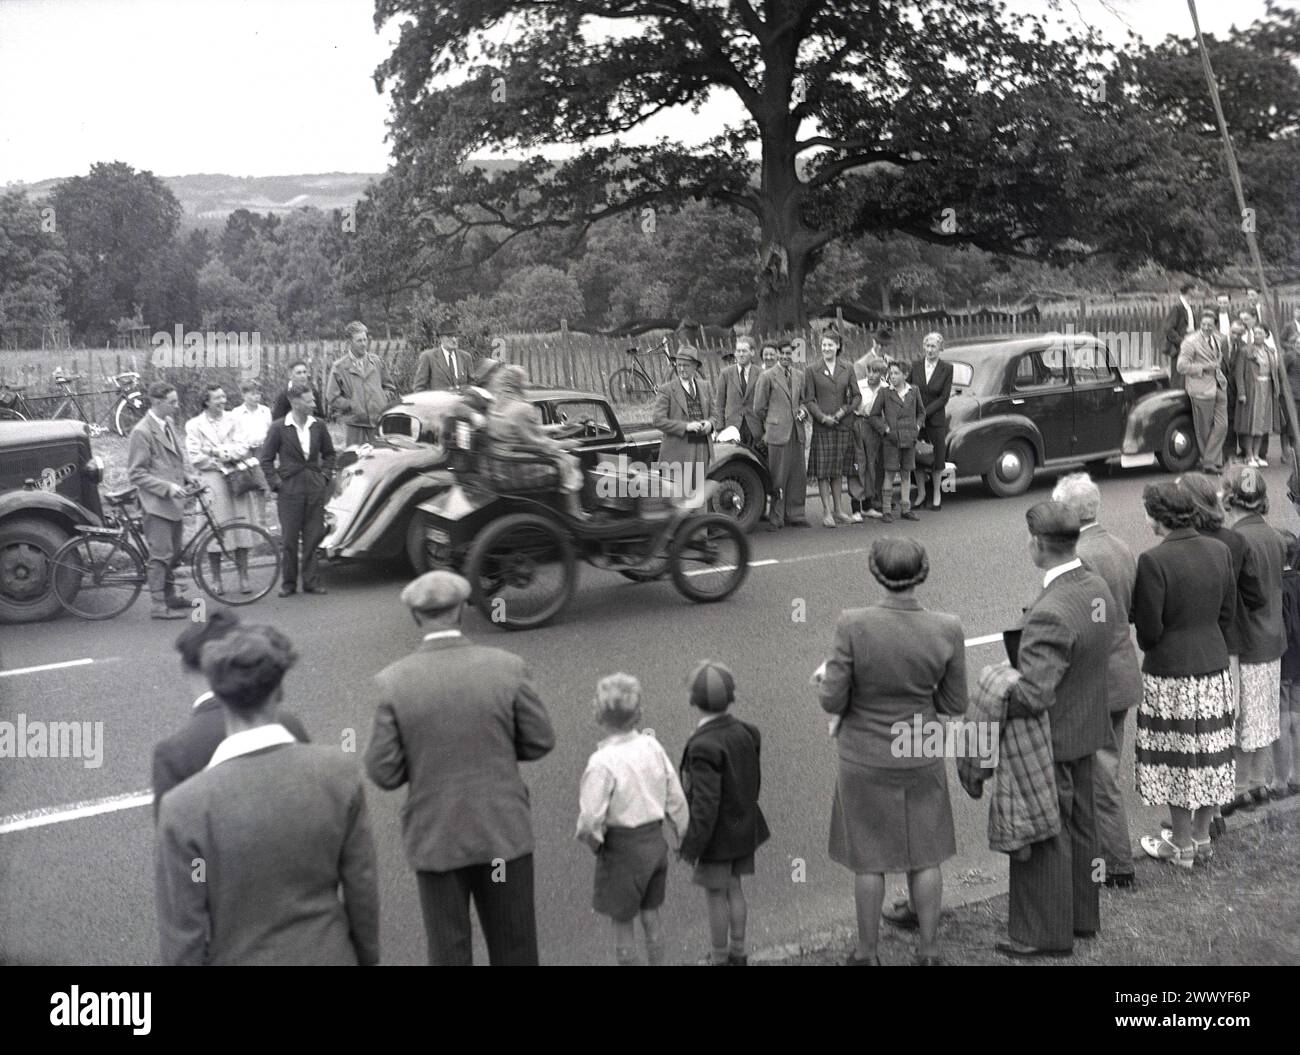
[184,384,258,595]
[1233,323,1285,467]
[1134,480,1237,869]
[1221,465,1286,812]
[801,331,860,527]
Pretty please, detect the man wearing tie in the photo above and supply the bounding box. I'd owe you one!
[717,336,762,446]
[411,318,474,392]
[651,345,718,499]
[1178,309,1230,473]
[988,502,1114,958]
[753,342,810,530]
[128,382,200,619]
[1160,283,1197,389]
[260,381,337,597]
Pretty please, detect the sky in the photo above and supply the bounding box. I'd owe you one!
[0,0,1283,186]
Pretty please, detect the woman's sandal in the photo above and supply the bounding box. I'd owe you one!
[1140,833,1195,870]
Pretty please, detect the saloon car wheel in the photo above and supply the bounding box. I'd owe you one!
[466,513,577,630]
[984,439,1035,498]
[708,462,764,533]
[0,517,69,623]
[1157,416,1198,473]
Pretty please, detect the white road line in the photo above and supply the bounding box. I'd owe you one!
[0,789,154,834]
[964,633,1006,647]
[0,657,104,679]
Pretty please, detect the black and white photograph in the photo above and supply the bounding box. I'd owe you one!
[1,0,1298,1018]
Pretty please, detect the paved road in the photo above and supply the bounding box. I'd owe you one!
[3,462,1297,965]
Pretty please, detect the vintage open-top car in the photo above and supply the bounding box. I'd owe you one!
[944,333,1196,496]
[322,385,771,571]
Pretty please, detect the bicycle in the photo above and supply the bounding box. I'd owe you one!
[0,368,147,437]
[48,484,281,620]
[606,336,677,405]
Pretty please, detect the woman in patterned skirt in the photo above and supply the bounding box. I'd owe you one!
[1221,465,1286,813]
[801,331,860,528]
[1133,480,1237,869]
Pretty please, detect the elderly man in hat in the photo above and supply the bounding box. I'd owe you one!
[364,570,555,966]
[325,320,397,446]
[983,501,1115,958]
[651,343,719,498]
[411,316,474,393]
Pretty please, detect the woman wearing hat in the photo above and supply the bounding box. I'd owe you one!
[802,331,861,527]
[1220,465,1286,813]
[651,344,717,499]
[816,538,966,965]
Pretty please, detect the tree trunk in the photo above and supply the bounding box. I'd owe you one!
[753,114,813,336]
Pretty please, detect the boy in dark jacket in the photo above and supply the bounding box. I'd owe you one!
[679,661,770,966]
[1273,532,1300,797]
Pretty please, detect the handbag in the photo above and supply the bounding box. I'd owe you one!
[222,456,263,497]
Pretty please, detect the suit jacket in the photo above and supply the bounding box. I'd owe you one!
[678,713,771,864]
[271,385,323,421]
[1161,298,1196,357]
[1006,566,1114,761]
[151,697,310,820]
[411,346,474,392]
[1233,513,1287,664]
[1177,331,1226,400]
[651,377,718,470]
[1076,525,1143,712]
[155,740,379,965]
[717,362,762,442]
[127,412,190,521]
[819,596,967,768]
[364,634,555,873]
[1131,528,1235,677]
[259,417,337,496]
[910,357,954,428]
[752,364,807,446]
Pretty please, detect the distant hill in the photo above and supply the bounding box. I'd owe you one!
[5,161,523,225]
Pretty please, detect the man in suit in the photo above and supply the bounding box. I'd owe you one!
[271,359,324,420]
[411,318,474,392]
[990,502,1114,957]
[152,610,311,820]
[910,332,954,511]
[1161,283,1197,389]
[651,345,718,499]
[716,336,763,447]
[1052,474,1142,890]
[325,320,397,445]
[128,381,199,620]
[156,625,379,965]
[259,381,336,596]
[365,571,555,966]
[753,341,809,530]
[1179,309,1230,473]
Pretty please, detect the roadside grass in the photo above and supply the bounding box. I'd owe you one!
[780,805,1300,966]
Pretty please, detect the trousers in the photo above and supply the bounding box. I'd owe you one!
[416,853,539,966]
[1190,390,1228,471]
[1093,711,1134,878]
[277,486,327,589]
[143,514,184,599]
[766,437,807,526]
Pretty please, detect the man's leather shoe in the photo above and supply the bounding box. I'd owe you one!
[150,604,187,620]
[788,519,811,528]
[303,585,328,595]
[1074,929,1098,939]
[995,940,1072,959]
[765,522,782,532]
[165,594,190,609]
[1103,873,1135,889]
[279,584,297,597]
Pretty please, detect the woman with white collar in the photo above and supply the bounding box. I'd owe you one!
[185,383,258,595]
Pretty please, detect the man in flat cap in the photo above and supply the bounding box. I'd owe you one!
[652,344,719,499]
[364,571,555,965]
[411,316,474,393]
[985,501,1115,959]
[325,320,397,446]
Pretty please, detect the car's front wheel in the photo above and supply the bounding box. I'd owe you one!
[0,517,69,623]
[708,461,764,533]
[1157,415,1198,473]
[984,439,1035,498]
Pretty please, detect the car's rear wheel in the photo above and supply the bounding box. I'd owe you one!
[466,512,577,629]
[0,517,69,623]
[984,439,1035,498]
[707,461,764,533]
[1157,415,1198,473]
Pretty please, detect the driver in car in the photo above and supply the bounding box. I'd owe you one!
[486,365,588,518]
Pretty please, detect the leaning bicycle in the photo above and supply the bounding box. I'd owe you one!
[606,336,675,405]
[49,485,281,620]
[0,368,146,437]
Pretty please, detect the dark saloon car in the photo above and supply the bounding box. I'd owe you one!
[943,334,1196,496]
[322,386,772,571]
[0,419,105,623]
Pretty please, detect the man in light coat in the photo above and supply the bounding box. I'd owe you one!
[325,321,397,445]
[1052,473,1142,889]
[365,571,555,965]
[1178,309,1229,473]
[752,342,809,530]
[651,345,717,499]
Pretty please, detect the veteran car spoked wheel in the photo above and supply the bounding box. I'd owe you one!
[1157,415,1198,473]
[466,513,577,629]
[984,439,1035,498]
[669,513,750,603]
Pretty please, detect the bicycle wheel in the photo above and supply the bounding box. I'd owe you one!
[114,396,144,437]
[0,406,27,422]
[190,521,280,605]
[50,534,146,620]
[607,367,656,406]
